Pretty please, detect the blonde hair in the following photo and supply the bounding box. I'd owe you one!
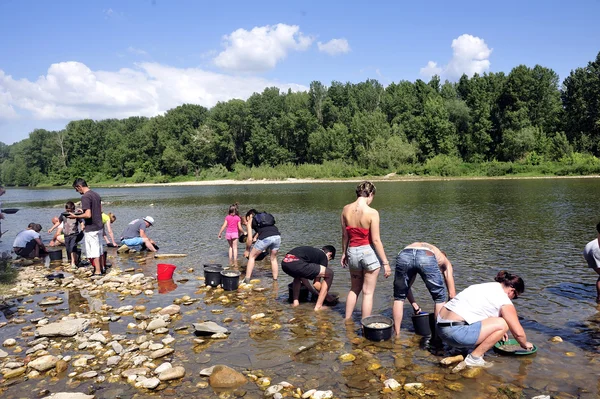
[108,212,116,223]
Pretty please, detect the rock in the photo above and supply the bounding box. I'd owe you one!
[462,367,482,378]
[193,321,228,335]
[0,348,7,358]
[155,362,172,374]
[3,338,17,347]
[199,365,215,376]
[72,358,88,367]
[75,371,98,379]
[107,356,121,366]
[158,304,181,315]
[5,361,25,369]
[42,393,95,399]
[384,379,401,391]
[311,391,333,399]
[146,318,168,331]
[55,359,68,373]
[149,348,174,359]
[121,367,150,378]
[265,384,284,397]
[208,365,248,389]
[549,336,563,343]
[28,354,59,371]
[158,365,185,381]
[211,333,228,339]
[251,313,265,320]
[3,366,26,378]
[111,341,123,354]
[440,354,464,365]
[89,333,107,344]
[153,327,169,334]
[338,353,355,362]
[138,377,161,389]
[38,297,64,306]
[37,319,89,337]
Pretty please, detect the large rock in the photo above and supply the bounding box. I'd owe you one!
[0,348,7,358]
[42,393,95,399]
[37,319,89,337]
[158,366,185,381]
[28,355,59,371]
[146,318,168,331]
[208,365,247,389]
[193,322,228,335]
[158,304,181,316]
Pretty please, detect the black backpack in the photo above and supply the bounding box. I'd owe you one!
[254,212,275,228]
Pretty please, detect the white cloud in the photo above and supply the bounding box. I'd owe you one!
[420,34,492,80]
[0,61,307,125]
[419,61,443,79]
[317,38,351,56]
[127,46,148,56]
[103,8,114,18]
[214,23,313,72]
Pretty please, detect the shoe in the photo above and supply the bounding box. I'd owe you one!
[464,354,493,368]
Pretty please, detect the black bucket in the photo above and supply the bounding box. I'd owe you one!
[203,264,223,270]
[48,249,63,262]
[204,267,222,287]
[220,270,240,291]
[412,312,436,336]
[361,315,393,341]
[287,282,310,303]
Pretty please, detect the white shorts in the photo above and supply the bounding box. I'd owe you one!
[84,230,103,259]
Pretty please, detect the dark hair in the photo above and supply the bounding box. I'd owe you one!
[495,270,524,295]
[322,245,336,260]
[229,203,239,216]
[356,181,376,198]
[27,222,36,229]
[246,209,258,218]
[65,201,76,211]
[72,178,88,188]
[33,223,42,233]
[596,222,600,234]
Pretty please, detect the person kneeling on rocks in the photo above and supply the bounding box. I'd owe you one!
[119,216,157,252]
[282,245,336,311]
[13,223,47,259]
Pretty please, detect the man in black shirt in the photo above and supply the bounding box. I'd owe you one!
[71,178,104,275]
[282,245,336,311]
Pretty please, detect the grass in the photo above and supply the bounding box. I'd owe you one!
[0,252,18,296]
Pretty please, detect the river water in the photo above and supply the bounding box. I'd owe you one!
[1,178,599,398]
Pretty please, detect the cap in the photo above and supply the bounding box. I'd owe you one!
[143,216,155,226]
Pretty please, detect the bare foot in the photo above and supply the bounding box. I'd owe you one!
[314,304,329,311]
[292,300,300,307]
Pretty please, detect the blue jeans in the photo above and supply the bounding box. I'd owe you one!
[122,237,144,247]
[437,321,482,348]
[393,249,447,302]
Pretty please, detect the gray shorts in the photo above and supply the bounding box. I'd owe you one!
[347,245,380,272]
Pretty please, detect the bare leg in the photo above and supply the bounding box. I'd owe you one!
[270,249,279,280]
[231,238,238,261]
[471,317,509,357]
[345,271,364,319]
[227,238,234,263]
[361,268,380,318]
[393,299,404,336]
[314,268,334,310]
[91,257,102,274]
[292,277,301,307]
[244,247,262,281]
[593,267,600,303]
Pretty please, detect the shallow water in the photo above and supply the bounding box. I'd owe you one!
[1,179,600,398]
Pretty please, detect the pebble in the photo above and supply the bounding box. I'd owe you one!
[3,338,17,347]
[149,348,174,359]
[138,376,161,389]
[155,362,172,374]
[158,365,186,381]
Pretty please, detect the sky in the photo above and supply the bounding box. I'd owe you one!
[0,0,599,144]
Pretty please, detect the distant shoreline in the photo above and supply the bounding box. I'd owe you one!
[102,174,600,188]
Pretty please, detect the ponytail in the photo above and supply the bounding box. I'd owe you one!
[495,270,525,295]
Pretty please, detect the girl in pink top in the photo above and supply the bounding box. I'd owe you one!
[218,203,244,264]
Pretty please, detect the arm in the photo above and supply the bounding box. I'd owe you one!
[70,209,91,219]
[35,237,46,252]
[245,216,254,252]
[369,211,391,277]
[140,229,149,239]
[340,211,348,267]
[50,226,64,246]
[48,220,61,233]
[237,220,244,235]
[218,219,227,238]
[437,252,456,299]
[106,221,116,245]
[500,304,533,350]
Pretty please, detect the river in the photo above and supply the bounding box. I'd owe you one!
[0,178,599,398]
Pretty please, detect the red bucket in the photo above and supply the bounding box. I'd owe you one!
[157,263,176,280]
[158,279,178,294]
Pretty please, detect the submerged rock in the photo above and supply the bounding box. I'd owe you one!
[208,365,248,389]
[42,393,95,399]
[158,365,185,381]
[193,321,228,335]
[28,355,59,371]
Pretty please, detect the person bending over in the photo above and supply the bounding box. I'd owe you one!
[120,216,157,252]
[282,245,336,311]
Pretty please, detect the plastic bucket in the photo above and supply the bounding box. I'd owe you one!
[203,263,223,270]
[361,315,393,341]
[157,263,177,280]
[204,267,222,287]
[411,312,435,336]
[48,249,63,261]
[287,282,310,303]
[220,270,240,291]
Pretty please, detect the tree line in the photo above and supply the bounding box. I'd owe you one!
[1,52,600,186]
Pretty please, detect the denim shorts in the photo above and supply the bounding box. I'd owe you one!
[347,245,381,272]
[393,249,446,302]
[254,235,281,252]
[122,237,144,247]
[437,321,482,348]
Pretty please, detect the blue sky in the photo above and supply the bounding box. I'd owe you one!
[1,0,599,144]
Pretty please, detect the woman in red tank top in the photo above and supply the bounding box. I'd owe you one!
[341,181,391,321]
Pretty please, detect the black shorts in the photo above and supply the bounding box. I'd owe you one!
[14,240,37,258]
[282,260,321,280]
[64,234,79,255]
